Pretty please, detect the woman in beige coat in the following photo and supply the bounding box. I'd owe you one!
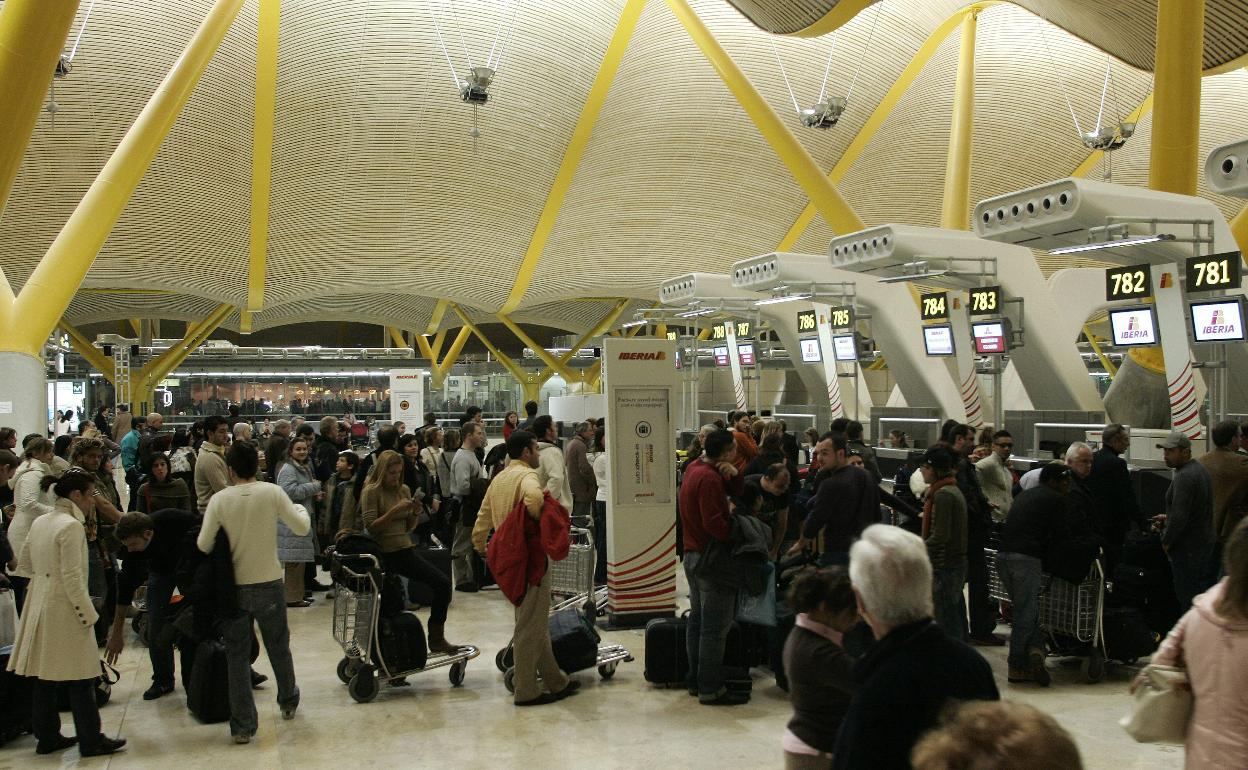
[6,469,126,757]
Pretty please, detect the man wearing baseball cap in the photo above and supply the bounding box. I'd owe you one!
[1157,431,1217,607]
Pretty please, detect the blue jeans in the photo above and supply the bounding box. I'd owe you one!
[683,551,737,700]
[147,571,176,688]
[223,580,299,737]
[997,553,1044,671]
[932,565,967,642]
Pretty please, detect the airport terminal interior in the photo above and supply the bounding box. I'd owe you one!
[2,0,1248,767]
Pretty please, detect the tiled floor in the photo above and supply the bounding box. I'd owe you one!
[0,568,1185,770]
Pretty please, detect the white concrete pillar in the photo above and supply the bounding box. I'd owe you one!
[0,351,48,439]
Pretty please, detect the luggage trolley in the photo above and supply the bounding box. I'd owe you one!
[987,548,1108,682]
[330,549,480,703]
[494,519,633,690]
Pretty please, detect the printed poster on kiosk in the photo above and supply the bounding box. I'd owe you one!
[388,368,425,425]
[613,387,672,507]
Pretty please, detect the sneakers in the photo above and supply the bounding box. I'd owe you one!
[281,705,297,720]
[142,683,174,701]
[80,737,127,757]
[233,734,252,745]
[250,670,268,689]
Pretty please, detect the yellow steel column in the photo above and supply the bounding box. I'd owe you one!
[939,8,978,230]
[451,306,534,388]
[536,298,630,381]
[500,0,648,314]
[434,326,472,387]
[0,0,81,226]
[1231,205,1248,253]
[426,299,449,335]
[430,328,447,361]
[1082,325,1117,380]
[665,0,864,236]
[415,333,435,361]
[60,321,116,381]
[135,304,233,398]
[496,314,580,382]
[1148,0,1205,195]
[248,0,280,313]
[387,326,407,349]
[2,0,245,356]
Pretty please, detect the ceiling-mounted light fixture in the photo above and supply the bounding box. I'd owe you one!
[676,308,716,318]
[620,319,648,329]
[1048,233,1176,255]
[754,291,814,306]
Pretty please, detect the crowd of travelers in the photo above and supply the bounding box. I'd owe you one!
[2,403,1247,766]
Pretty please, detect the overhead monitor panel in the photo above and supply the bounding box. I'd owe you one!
[737,343,756,366]
[832,334,857,362]
[799,337,821,363]
[971,320,1008,354]
[923,324,955,357]
[1190,297,1246,343]
[1108,306,1159,347]
[712,346,730,367]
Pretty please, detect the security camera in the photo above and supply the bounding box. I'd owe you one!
[460,65,495,105]
[799,97,847,129]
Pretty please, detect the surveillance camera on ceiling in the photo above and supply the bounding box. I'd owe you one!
[800,97,847,129]
[460,65,495,105]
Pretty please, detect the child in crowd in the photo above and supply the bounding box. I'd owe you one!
[327,450,360,541]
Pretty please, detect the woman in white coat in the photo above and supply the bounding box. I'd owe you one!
[6,469,126,757]
[276,437,322,607]
[6,437,56,611]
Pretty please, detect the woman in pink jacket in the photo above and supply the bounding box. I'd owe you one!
[1143,517,1248,768]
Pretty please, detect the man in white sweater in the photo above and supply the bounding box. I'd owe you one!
[197,441,310,744]
[531,415,573,511]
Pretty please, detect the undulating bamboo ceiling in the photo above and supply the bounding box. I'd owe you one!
[1,0,1245,337]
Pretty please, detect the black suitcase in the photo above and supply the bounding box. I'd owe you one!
[406,545,451,607]
[548,608,600,674]
[187,639,231,724]
[1102,606,1159,663]
[376,612,428,672]
[643,614,749,687]
[0,645,33,745]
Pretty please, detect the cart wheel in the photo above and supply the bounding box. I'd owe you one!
[348,666,379,703]
[336,657,354,684]
[449,661,467,687]
[598,662,617,680]
[1082,650,1105,683]
[494,648,508,673]
[503,667,516,694]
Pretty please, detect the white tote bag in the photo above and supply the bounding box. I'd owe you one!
[1119,664,1193,744]
[0,588,16,647]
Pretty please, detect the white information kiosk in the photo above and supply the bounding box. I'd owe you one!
[602,337,679,627]
[388,368,425,426]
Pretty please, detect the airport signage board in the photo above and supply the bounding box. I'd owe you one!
[1185,251,1242,293]
[737,343,756,366]
[1105,263,1152,302]
[827,305,854,329]
[923,324,955,356]
[919,292,949,321]
[971,319,1008,354]
[796,309,817,333]
[1108,306,1159,346]
[798,337,821,362]
[967,286,1001,316]
[1189,297,1246,344]
[832,334,857,362]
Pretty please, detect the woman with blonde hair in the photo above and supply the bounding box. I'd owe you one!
[360,450,461,654]
[1137,516,1248,768]
[7,437,57,610]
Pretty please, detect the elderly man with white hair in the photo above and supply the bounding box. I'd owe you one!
[831,525,998,770]
[233,421,254,444]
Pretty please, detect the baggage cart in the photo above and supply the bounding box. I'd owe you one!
[987,547,1108,682]
[494,521,633,689]
[329,548,480,703]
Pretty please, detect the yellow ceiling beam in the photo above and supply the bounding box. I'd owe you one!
[1231,205,1248,254]
[60,320,115,382]
[77,288,180,295]
[426,298,449,335]
[136,303,233,392]
[784,0,875,38]
[387,326,407,349]
[500,0,647,314]
[431,328,447,361]
[939,8,978,230]
[415,332,434,361]
[1083,324,1117,380]
[536,297,630,381]
[0,0,245,358]
[434,326,473,386]
[0,0,81,242]
[1149,0,1204,196]
[128,318,143,336]
[451,305,532,385]
[239,310,253,334]
[667,0,864,239]
[777,3,996,251]
[247,0,280,312]
[495,313,580,382]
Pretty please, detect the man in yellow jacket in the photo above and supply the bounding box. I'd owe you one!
[473,430,578,706]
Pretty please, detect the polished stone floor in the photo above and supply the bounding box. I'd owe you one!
[1,565,1184,770]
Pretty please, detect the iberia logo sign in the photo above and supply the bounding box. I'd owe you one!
[617,351,667,360]
[1203,309,1237,336]
[1121,314,1150,339]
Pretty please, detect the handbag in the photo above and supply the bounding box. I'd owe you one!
[736,561,777,626]
[0,589,15,647]
[1119,664,1192,744]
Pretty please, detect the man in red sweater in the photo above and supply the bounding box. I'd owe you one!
[729,411,758,472]
[679,429,747,705]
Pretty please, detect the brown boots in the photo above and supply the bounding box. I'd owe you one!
[428,622,462,655]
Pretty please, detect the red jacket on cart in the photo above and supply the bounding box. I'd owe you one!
[488,491,570,606]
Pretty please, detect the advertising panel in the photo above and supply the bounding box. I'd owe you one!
[388,368,425,425]
[612,387,672,506]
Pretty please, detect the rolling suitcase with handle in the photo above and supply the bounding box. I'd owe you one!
[643,613,749,687]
